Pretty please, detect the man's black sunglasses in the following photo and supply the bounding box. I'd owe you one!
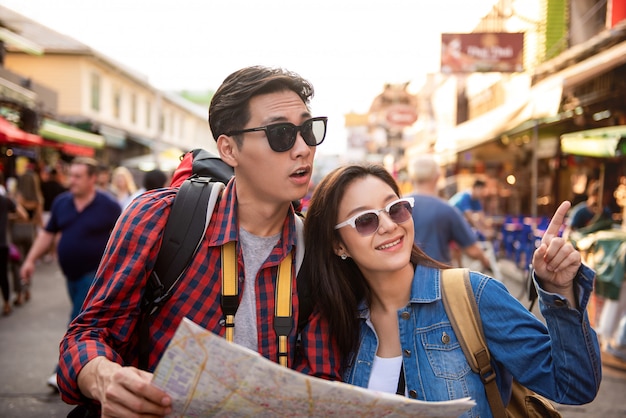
[225,117,328,152]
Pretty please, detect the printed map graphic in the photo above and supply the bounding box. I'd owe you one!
[152,317,474,417]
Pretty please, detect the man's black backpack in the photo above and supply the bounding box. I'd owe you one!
[137,148,307,370]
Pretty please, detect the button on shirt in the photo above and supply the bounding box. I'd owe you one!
[58,179,341,405]
[342,264,601,418]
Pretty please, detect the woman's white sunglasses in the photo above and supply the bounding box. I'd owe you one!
[334,197,414,236]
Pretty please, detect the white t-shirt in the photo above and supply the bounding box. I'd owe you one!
[368,355,403,394]
[234,227,280,351]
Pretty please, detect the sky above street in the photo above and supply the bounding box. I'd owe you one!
[1,0,497,153]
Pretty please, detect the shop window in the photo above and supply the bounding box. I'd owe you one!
[130,93,137,124]
[146,100,151,129]
[90,73,101,112]
[113,87,121,119]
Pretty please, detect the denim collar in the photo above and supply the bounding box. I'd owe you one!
[356,264,441,319]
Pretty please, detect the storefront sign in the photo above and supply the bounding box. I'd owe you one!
[441,32,524,73]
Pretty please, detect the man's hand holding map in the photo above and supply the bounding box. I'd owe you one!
[152,318,474,417]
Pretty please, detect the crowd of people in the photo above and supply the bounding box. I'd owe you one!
[0,65,615,418]
[0,159,170,391]
[0,159,168,372]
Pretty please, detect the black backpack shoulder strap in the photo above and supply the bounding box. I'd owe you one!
[138,176,223,369]
[146,176,224,311]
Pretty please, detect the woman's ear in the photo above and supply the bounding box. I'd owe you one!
[333,241,348,258]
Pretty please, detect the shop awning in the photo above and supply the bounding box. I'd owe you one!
[41,139,95,157]
[60,143,96,157]
[560,40,626,88]
[121,147,185,171]
[0,116,43,146]
[99,125,126,148]
[39,119,105,148]
[0,27,44,55]
[434,73,563,157]
[560,125,626,158]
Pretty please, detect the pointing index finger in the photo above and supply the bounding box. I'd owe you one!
[542,201,571,243]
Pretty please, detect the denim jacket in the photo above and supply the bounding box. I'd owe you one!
[342,264,601,418]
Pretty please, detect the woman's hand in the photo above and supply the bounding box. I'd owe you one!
[531,201,581,302]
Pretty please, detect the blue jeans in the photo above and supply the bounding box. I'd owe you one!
[66,270,96,323]
[53,271,95,376]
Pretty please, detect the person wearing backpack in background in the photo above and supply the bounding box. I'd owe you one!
[299,163,601,417]
[57,66,340,417]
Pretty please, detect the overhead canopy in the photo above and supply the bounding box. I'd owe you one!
[121,147,185,172]
[560,125,626,158]
[435,73,563,157]
[0,27,44,55]
[60,143,96,157]
[39,119,105,148]
[0,116,43,146]
[99,125,126,148]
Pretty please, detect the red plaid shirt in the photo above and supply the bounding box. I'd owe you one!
[58,179,341,404]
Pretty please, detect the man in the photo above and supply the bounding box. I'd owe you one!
[449,178,493,240]
[126,168,168,207]
[407,155,491,271]
[20,157,121,388]
[564,180,613,239]
[95,163,116,200]
[58,66,339,416]
[40,166,67,215]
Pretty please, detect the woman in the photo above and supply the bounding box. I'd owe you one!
[10,167,43,305]
[300,163,601,417]
[111,166,137,209]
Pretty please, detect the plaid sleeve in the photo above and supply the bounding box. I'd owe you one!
[57,189,176,404]
[293,308,342,381]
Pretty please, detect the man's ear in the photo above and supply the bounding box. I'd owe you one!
[217,135,238,168]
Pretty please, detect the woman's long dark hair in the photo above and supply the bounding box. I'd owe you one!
[300,163,447,361]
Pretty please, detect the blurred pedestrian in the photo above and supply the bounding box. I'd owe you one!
[40,167,67,214]
[95,164,115,199]
[140,168,168,193]
[19,157,121,389]
[0,172,27,316]
[39,166,67,263]
[111,165,137,209]
[564,180,613,239]
[449,178,492,239]
[407,155,491,271]
[599,179,626,371]
[9,163,43,305]
[126,168,169,209]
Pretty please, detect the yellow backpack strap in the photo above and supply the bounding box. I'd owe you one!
[441,268,507,418]
[274,253,293,367]
[221,240,293,367]
[221,241,238,343]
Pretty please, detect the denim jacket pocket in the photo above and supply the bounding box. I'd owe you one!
[420,323,471,380]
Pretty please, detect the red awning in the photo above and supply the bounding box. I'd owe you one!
[60,142,95,157]
[0,116,43,146]
[40,139,95,157]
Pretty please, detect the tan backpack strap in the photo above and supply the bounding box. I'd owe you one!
[441,268,507,418]
[221,241,238,343]
[274,254,293,367]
